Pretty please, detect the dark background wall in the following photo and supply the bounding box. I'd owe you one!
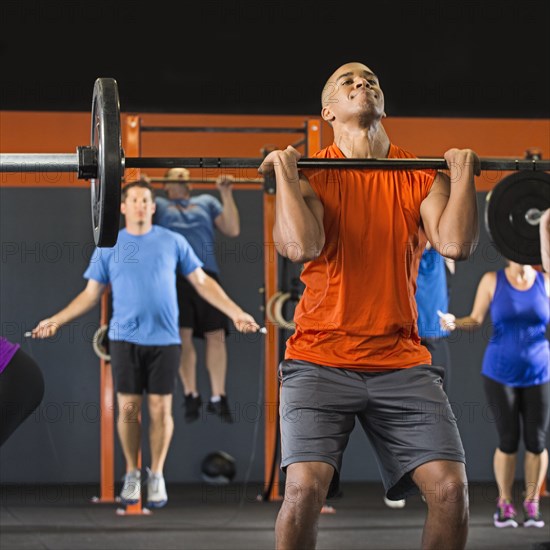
[1,187,548,485]
[1,0,549,118]
[1,0,548,486]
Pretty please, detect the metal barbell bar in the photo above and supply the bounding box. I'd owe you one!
[149,176,265,184]
[3,153,550,173]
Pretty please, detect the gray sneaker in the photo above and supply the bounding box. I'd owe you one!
[120,469,141,505]
[146,467,168,508]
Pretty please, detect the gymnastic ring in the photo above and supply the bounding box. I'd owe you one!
[265,290,284,325]
[272,292,299,330]
[92,324,111,362]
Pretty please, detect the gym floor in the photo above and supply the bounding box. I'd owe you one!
[1,481,548,549]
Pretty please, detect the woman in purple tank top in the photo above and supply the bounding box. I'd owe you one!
[440,261,549,530]
[0,337,44,446]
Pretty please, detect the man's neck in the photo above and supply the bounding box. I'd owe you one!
[125,222,153,236]
[168,190,191,200]
[333,120,390,158]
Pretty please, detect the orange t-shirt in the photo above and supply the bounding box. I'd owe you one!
[285,143,436,370]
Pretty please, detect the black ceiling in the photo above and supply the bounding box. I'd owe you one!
[1,0,549,118]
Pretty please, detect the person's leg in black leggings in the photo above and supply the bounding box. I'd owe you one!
[0,348,45,446]
[520,382,550,506]
[483,375,520,504]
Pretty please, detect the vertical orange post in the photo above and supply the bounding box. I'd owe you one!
[263,190,280,501]
[540,478,549,498]
[306,119,321,155]
[92,289,116,503]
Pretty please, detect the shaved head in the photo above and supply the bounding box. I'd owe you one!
[321,62,375,108]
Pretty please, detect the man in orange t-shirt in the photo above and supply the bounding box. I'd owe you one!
[259,61,480,550]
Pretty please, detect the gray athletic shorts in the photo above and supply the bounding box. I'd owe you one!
[279,359,465,500]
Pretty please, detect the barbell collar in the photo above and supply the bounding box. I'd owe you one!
[77,146,98,179]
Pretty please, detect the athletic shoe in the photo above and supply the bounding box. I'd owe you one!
[523,500,545,528]
[383,496,406,509]
[207,395,234,423]
[183,393,202,422]
[493,499,518,528]
[145,467,168,509]
[120,469,141,505]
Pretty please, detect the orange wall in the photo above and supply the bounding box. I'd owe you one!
[1,111,548,191]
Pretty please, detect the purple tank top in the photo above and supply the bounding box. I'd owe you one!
[0,337,20,374]
[482,270,549,387]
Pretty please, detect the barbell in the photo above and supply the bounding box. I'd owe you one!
[1,78,549,262]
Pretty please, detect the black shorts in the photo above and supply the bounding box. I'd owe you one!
[176,271,229,338]
[109,341,181,395]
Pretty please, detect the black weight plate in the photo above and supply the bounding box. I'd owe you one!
[91,78,122,247]
[485,171,550,264]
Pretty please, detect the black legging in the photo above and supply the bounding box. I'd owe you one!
[483,375,550,454]
[0,348,45,447]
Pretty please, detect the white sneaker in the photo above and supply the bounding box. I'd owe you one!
[120,469,141,504]
[146,467,168,508]
[383,496,406,509]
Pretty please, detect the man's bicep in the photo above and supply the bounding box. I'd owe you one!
[185,266,206,287]
[84,278,107,301]
[300,177,324,230]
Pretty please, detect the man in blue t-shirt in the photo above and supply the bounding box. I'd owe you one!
[154,168,241,423]
[32,180,259,509]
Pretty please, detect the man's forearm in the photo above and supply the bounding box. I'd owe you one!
[50,291,101,328]
[438,182,479,260]
[219,192,240,236]
[194,276,242,321]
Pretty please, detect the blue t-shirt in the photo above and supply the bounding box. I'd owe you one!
[482,270,549,387]
[84,226,203,345]
[416,248,450,339]
[154,195,223,274]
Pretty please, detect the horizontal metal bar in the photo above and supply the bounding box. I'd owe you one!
[126,157,550,171]
[150,177,264,184]
[126,157,264,169]
[2,153,548,174]
[0,153,79,172]
[140,126,306,134]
